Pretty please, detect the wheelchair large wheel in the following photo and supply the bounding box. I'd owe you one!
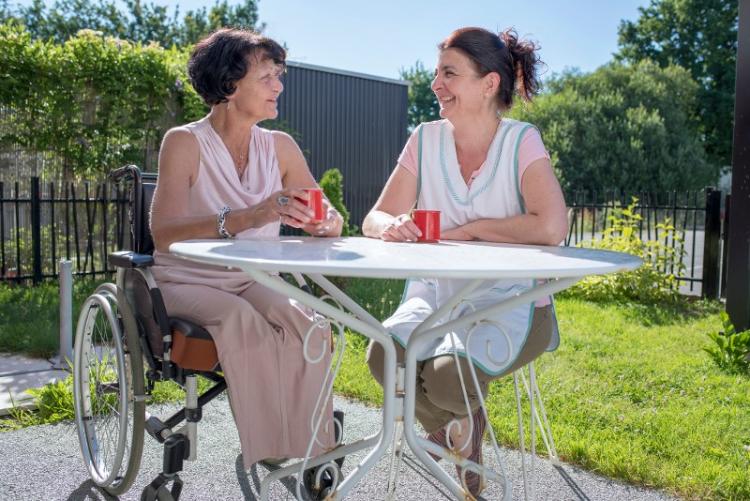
[73,286,145,495]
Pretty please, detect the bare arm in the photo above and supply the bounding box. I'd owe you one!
[442,157,568,245]
[362,165,423,241]
[150,128,314,253]
[273,131,343,237]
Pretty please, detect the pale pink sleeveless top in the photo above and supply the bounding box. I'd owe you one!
[152,117,282,292]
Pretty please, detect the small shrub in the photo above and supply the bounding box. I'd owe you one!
[566,198,685,304]
[704,312,750,375]
[26,375,75,423]
[319,168,354,236]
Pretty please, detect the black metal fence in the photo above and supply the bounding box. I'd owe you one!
[0,177,730,299]
[566,187,728,298]
[0,177,130,283]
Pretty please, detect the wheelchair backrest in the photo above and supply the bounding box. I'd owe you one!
[133,173,157,255]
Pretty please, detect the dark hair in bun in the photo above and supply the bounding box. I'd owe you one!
[439,27,542,110]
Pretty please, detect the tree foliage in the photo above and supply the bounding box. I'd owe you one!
[399,61,439,130]
[510,61,714,194]
[1,0,262,47]
[616,0,738,167]
[0,22,206,177]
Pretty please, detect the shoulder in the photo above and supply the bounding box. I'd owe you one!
[501,118,544,144]
[409,119,447,144]
[269,128,296,148]
[416,119,447,133]
[270,129,303,160]
[158,126,200,182]
[160,126,199,156]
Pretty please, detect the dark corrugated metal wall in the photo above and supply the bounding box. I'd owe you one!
[275,63,409,229]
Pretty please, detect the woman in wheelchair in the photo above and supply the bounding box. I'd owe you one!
[150,28,343,471]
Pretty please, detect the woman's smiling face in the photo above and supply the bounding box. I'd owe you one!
[431,48,487,121]
[228,52,285,121]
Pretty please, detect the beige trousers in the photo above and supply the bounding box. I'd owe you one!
[367,305,554,433]
[158,279,335,468]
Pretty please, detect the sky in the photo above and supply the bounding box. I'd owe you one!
[13,0,651,80]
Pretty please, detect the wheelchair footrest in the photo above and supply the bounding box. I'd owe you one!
[163,433,190,475]
[141,473,183,501]
[145,415,170,443]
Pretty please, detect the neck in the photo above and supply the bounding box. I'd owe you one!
[208,103,257,147]
[449,108,501,154]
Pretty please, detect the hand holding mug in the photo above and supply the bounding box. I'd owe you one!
[298,189,342,237]
[381,210,441,243]
[381,213,421,242]
[270,188,317,228]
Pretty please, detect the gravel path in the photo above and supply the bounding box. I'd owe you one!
[0,395,678,501]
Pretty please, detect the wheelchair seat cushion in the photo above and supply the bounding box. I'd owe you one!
[169,318,220,372]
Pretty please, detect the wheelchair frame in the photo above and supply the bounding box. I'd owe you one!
[72,165,342,501]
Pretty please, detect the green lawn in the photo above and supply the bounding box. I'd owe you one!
[2,279,748,499]
[333,288,749,501]
[0,280,98,357]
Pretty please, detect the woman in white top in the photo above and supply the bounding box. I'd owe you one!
[362,26,568,497]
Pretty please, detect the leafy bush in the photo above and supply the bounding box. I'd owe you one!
[704,312,750,375]
[319,168,354,236]
[566,198,685,304]
[0,22,206,177]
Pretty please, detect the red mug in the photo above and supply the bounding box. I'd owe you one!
[412,209,440,242]
[298,188,325,223]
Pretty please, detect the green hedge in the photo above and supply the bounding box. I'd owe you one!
[0,22,207,177]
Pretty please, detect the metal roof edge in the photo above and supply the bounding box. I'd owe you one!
[286,60,409,87]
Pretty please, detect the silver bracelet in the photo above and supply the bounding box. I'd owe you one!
[217,206,234,239]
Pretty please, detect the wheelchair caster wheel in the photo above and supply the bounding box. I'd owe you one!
[319,486,333,499]
[303,466,336,500]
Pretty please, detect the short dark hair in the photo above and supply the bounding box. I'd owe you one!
[188,28,286,106]
[439,27,542,110]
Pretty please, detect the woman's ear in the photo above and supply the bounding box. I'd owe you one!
[484,72,501,98]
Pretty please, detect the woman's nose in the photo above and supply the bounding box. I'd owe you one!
[431,75,440,92]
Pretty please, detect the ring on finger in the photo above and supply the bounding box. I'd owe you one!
[276,195,290,207]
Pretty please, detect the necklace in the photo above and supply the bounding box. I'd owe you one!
[208,115,250,178]
[230,147,248,177]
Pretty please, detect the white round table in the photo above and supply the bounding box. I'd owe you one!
[169,236,641,500]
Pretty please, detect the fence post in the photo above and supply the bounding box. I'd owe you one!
[31,177,42,284]
[53,259,74,370]
[701,187,722,300]
[721,193,730,298]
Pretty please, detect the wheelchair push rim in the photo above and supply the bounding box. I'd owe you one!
[73,292,130,488]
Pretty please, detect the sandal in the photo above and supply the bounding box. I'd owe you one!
[455,408,487,497]
[425,425,448,462]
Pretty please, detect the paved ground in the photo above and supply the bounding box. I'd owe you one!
[0,392,678,501]
[0,353,68,416]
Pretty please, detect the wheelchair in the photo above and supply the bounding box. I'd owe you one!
[72,165,343,501]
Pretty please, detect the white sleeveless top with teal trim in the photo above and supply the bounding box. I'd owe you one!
[383,118,538,376]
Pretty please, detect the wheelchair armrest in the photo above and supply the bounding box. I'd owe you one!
[109,250,154,269]
[169,318,213,341]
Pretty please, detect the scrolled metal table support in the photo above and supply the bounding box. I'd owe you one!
[402,277,580,500]
[249,268,398,500]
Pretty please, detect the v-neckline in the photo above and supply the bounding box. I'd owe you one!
[442,120,506,193]
[206,118,253,182]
